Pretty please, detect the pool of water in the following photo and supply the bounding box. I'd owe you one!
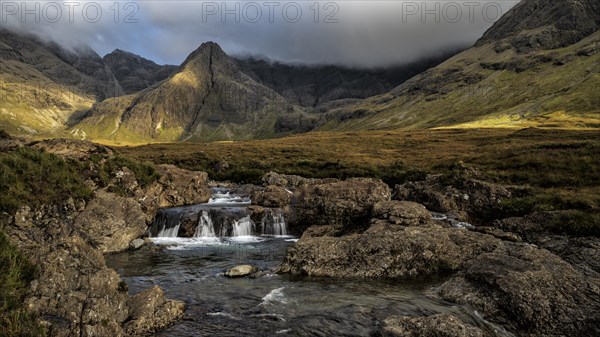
[106,236,511,336]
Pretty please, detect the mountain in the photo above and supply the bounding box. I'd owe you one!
[73,42,305,143]
[235,52,458,107]
[476,0,600,51]
[0,30,122,135]
[103,49,177,94]
[318,0,600,131]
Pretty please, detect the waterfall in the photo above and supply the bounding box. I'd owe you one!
[194,211,216,237]
[232,216,254,236]
[157,223,181,238]
[261,209,288,236]
[151,210,182,238]
[150,189,290,239]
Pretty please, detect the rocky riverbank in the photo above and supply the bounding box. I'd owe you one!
[2,138,599,336]
[1,138,211,336]
[248,171,600,336]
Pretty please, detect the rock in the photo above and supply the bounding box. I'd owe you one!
[31,138,113,159]
[129,238,145,250]
[124,286,185,336]
[382,314,485,337]
[290,178,391,233]
[225,265,259,278]
[24,236,129,337]
[73,190,147,253]
[394,173,512,223]
[137,164,211,217]
[438,243,600,336]
[372,201,432,226]
[261,171,336,190]
[251,185,292,208]
[278,224,501,278]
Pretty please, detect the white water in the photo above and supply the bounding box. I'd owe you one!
[156,223,181,238]
[152,189,289,240]
[260,287,287,306]
[261,209,288,236]
[231,216,255,236]
[194,211,216,237]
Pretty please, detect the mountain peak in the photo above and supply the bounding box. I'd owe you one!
[477,0,600,51]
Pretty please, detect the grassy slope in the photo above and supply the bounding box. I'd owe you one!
[321,31,600,131]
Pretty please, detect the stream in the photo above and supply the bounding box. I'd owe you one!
[106,189,512,336]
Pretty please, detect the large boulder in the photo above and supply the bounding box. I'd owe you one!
[278,223,501,278]
[261,171,336,190]
[394,172,512,223]
[438,243,600,336]
[6,196,187,336]
[124,286,185,335]
[24,236,184,337]
[137,164,212,217]
[251,185,292,208]
[290,177,391,233]
[73,190,147,253]
[382,314,485,337]
[371,200,432,226]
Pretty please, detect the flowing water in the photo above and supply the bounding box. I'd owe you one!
[106,189,512,337]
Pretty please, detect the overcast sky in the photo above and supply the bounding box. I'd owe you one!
[1,0,519,67]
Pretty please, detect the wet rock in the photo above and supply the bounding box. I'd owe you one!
[129,238,145,251]
[225,265,259,277]
[382,314,484,337]
[279,224,501,278]
[252,185,292,208]
[372,201,432,226]
[438,243,600,336]
[124,286,185,336]
[394,172,512,223]
[290,178,391,233]
[74,190,147,253]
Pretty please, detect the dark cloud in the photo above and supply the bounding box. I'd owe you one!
[1,0,519,67]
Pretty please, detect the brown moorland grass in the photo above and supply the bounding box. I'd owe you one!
[117,128,600,227]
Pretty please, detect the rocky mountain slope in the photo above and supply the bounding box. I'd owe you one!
[236,52,457,107]
[73,42,306,143]
[0,31,122,135]
[103,49,177,94]
[319,0,600,130]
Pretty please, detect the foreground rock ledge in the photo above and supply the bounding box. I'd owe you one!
[278,199,600,336]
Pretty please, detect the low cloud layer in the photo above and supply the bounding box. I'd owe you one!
[1,0,519,67]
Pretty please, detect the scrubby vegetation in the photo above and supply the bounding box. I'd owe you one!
[0,232,45,336]
[0,147,93,213]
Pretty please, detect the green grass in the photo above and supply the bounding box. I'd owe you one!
[0,147,94,213]
[0,232,45,336]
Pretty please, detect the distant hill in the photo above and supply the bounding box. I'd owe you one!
[103,49,177,94]
[73,42,304,143]
[317,0,600,131]
[235,52,458,107]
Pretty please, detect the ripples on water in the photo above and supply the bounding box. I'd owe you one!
[106,237,512,337]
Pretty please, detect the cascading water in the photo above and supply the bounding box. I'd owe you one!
[231,216,254,236]
[194,211,216,237]
[261,209,288,236]
[150,188,288,240]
